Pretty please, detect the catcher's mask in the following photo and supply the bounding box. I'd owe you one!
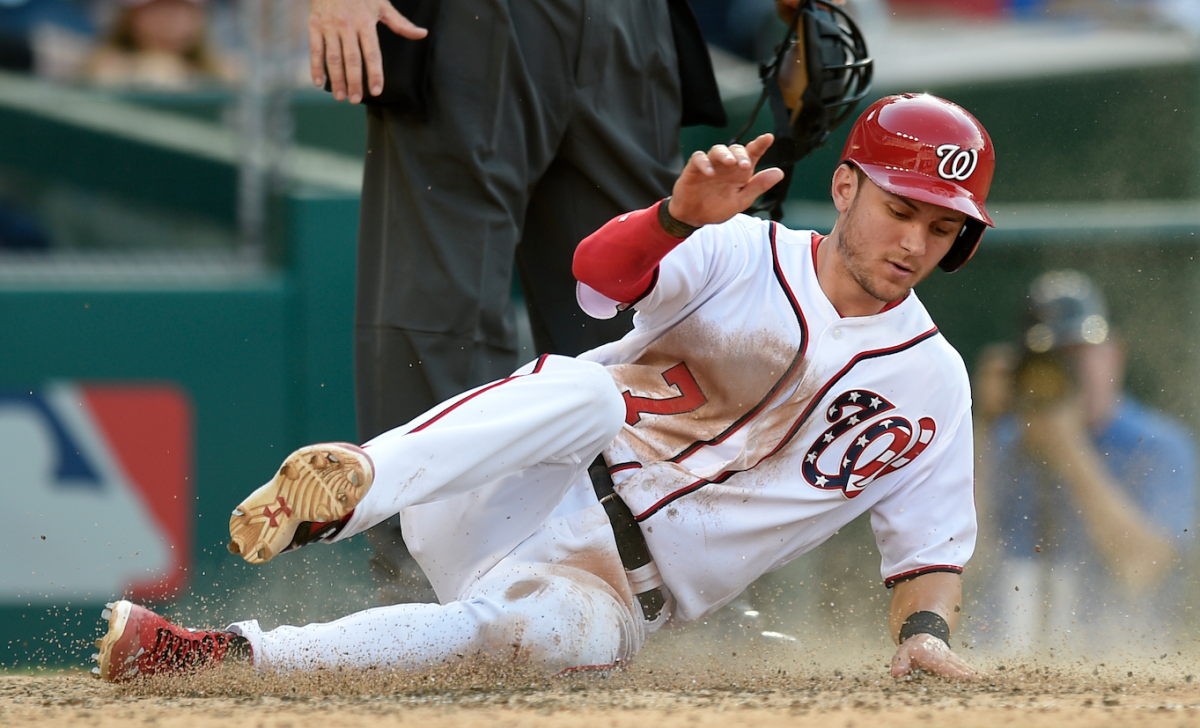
[840,93,995,273]
[735,0,873,221]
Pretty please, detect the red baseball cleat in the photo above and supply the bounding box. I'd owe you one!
[92,600,249,682]
[228,443,374,565]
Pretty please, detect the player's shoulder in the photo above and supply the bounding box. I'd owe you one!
[769,219,821,244]
[707,216,821,272]
[704,214,817,243]
[678,214,792,270]
[891,295,971,398]
[926,331,971,388]
[697,213,775,246]
[913,329,970,388]
[914,309,969,382]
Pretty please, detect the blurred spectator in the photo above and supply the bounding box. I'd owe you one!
[0,0,93,76]
[887,0,1014,17]
[889,0,1200,27]
[84,0,235,89]
[1151,0,1200,34]
[972,270,1197,655]
[690,0,784,61]
[690,0,886,63]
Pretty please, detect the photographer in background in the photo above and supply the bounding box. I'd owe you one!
[972,270,1196,655]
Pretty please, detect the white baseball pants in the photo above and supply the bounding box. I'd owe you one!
[229,356,663,672]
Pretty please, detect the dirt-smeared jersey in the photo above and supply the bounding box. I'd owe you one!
[578,214,976,623]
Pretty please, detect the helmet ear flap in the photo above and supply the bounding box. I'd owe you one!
[938,219,986,273]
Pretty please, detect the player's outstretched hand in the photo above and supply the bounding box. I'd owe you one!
[668,134,786,228]
[890,633,978,681]
[309,0,429,104]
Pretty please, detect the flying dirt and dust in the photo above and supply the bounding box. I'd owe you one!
[4,636,1200,728]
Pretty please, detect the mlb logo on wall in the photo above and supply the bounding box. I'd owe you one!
[0,384,192,604]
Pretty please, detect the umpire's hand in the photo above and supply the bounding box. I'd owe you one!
[309,0,428,104]
[890,633,978,681]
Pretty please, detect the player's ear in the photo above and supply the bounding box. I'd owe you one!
[830,162,858,214]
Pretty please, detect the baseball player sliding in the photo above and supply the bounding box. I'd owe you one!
[94,93,994,683]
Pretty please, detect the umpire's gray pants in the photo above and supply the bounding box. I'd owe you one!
[354,0,683,601]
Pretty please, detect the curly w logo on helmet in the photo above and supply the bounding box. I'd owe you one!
[935,144,980,181]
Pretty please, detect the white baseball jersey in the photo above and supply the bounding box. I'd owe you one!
[228,213,978,673]
[578,213,977,624]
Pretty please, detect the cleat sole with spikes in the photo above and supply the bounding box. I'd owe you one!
[227,442,373,565]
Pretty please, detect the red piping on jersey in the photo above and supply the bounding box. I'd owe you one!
[654,222,810,466]
[406,354,550,434]
[633,325,941,522]
[883,565,964,589]
[810,234,907,315]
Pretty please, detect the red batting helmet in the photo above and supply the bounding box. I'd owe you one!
[840,93,995,272]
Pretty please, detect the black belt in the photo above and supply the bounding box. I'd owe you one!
[588,456,665,621]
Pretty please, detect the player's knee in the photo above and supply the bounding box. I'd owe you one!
[568,360,626,440]
[517,582,631,669]
[473,575,633,670]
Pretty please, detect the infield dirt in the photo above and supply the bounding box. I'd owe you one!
[6,633,1200,728]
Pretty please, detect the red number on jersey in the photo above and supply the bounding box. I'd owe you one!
[622,362,708,426]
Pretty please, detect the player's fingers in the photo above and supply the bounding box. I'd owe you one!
[925,654,978,681]
[740,167,785,202]
[729,143,753,169]
[707,144,738,167]
[308,22,327,87]
[745,133,776,164]
[340,29,365,103]
[358,26,385,98]
[890,650,914,679]
[380,5,429,39]
[898,636,978,681]
[686,149,715,177]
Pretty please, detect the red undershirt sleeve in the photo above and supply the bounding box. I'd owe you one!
[572,199,690,305]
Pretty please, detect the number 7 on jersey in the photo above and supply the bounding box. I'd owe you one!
[622,362,708,426]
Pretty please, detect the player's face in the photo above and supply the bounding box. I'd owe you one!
[833,170,966,306]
